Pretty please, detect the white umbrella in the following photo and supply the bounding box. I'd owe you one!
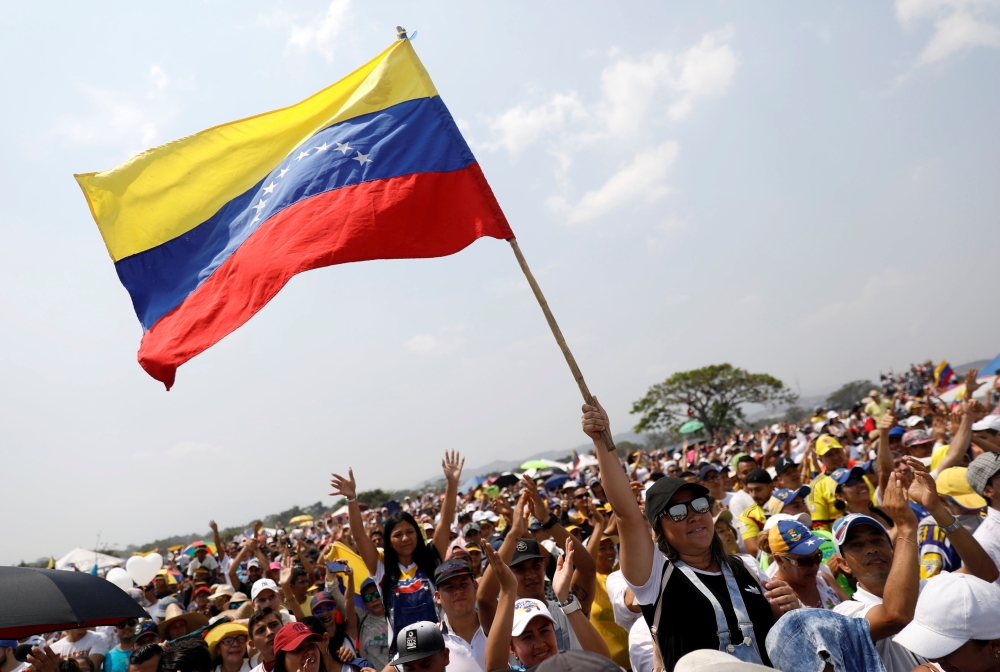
[54,548,123,572]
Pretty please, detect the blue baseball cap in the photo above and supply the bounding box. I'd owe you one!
[832,513,889,555]
[829,466,866,488]
[768,520,821,556]
[888,426,905,438]
[360,577,378,592]
[771,486,811,511]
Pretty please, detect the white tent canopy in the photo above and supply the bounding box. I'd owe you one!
[55,547,123,572]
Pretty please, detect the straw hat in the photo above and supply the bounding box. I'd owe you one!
[158,602,209,640]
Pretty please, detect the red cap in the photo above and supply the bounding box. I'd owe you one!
[193,586,211,597]
[273,622,321,654]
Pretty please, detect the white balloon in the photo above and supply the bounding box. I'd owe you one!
[106,567,133,592]
[146,553,164,571]
[125,555,160,586]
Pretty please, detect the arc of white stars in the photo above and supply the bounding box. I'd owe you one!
[335,142,352,155]
[262,181,277,195]
[294,151,310,161]
[252,198,268,214]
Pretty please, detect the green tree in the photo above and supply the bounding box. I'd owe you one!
[631,363,797,437]
[826,380,876,409]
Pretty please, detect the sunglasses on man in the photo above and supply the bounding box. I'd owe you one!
[362,590,381,603]
[662,496,711,522]
[313,603,337,614]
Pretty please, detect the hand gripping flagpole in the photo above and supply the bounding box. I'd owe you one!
[508,239,617,453]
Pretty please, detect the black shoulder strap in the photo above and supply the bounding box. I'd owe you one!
[649,560,675,672]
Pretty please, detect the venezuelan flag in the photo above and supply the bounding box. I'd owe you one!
[76,38,512,389]
[935,360,954,388]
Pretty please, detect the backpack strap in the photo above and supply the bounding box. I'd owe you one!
[648,560,675,672]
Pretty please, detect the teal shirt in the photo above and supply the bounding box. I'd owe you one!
[105,646,131,672]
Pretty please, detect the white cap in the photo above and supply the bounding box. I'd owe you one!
[511,599,556,636]
[675,649,772,672]
[826,410,839,420]
[904,415,925,428]
[972,415,1000,432]
[539,539,563,558]
[250,578,279,601]
[893,573,1000,659]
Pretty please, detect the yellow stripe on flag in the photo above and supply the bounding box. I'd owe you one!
[325,541,371,586]
[76,39,437,262]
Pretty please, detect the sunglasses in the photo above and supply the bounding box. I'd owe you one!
[220,635,248,647]
[118,619,138,629]
[663,496,711,522]
[313,603,337,614]
[779,552,823,568]
[573,493,590,499]
[229,601,246,609]
[362,591,381,603]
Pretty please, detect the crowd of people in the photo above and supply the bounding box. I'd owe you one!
[8,367,1000,672]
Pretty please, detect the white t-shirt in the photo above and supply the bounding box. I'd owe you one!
[440,631,485,672]
[727,490,755,519]
[833,582,929,672]
[627,549,770,606]
[214,662,251,672]
[50,632,110,660]
[974,507,1000,584]
[628,616,655,672]
[187,554,220,576]
[545,599,581,653]
[605,570,642,632]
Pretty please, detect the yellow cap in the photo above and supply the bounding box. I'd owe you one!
[937,467,987,510]
[204,622,249,658]
[816,435,843,456]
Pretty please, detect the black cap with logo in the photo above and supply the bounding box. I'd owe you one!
[510,538,544,566]
[394,621,445,664]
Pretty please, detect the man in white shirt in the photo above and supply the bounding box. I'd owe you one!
[186,545,220,581]
[49,630,109,670]
[968,452,1000,583]
[433,559,486,671]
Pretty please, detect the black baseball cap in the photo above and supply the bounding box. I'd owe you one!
[774,456,796,476]
[644,477,709,527]
[394,621,445,664]
[510,538,544,566]
[698,464,721,481]
[433,558,474,585]
[746,468,772,485]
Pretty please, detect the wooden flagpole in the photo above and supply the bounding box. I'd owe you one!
[508,238,617,453]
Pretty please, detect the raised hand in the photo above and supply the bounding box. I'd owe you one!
[484,540,517,596]
[965,368,982,396]
[878,411,896,432]
[581,396,610,440]
[905,457,942,514]
[330,468,358,501]
[553,537,576,602]
[209,520,218,533]
[882,473,918,531]
[442,450,465,484]
[589,505,606,535]
[25,645,61,672]
[509,492,530,539]
[520,475,550,524]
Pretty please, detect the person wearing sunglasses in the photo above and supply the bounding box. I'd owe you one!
[310,580,360,666]
[767,520,848,610]
[205,623,251,672]
[582,398,800,672]
[355,579,390,671]
[104,620,138,672]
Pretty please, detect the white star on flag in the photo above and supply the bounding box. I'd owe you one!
[262,181,277,195]
[335,142,352,155]
[278,167,290,178]
[315,142,330,152]
[353,151,371,166]
[252,198,268,213]
[295,151,310,161]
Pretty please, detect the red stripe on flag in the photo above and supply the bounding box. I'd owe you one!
[138,163,512,389]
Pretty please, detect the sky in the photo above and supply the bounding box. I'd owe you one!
[1,1,998,565]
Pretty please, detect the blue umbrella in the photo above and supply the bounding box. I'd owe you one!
[459,475,487,495]
[544,474,570,490]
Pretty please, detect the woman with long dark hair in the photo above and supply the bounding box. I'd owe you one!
[330,451,463,652]
[582,399,801,672]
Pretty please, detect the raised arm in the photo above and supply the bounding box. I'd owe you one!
[934,400,974,476]
[279,552,306,621]
[294,539,316,584]
[434,450,465,559]
[864,474,920,641]
[229,542,250,588]
[584,397,655,588]
[331,468,379,575]
[521,475,597,613]
[476,492,529,634]
[876,411,895,499]
[342,565,359,640]
[209,520,224,562]
[483,543,519,672]
[554,538,611,659]
[906,457,998,582]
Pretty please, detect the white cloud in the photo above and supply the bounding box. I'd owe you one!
[547,141,679,224]
[404,324,466,356]
[283,0,351,63]
[895,0,1000,64]
[665,27,739,121]
[50,66,176,155]
[480,93,586,154]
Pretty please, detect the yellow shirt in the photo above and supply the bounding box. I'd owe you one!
[738,503,768,541]
[591,573,631,669]
[930,444,949,473]
[810,474,876,531]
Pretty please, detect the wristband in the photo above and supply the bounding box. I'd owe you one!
[559,595,581,615]
[346,497,358,504]
[541,516,558,530]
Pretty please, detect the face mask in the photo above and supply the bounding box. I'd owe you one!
[796,512,813,527]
